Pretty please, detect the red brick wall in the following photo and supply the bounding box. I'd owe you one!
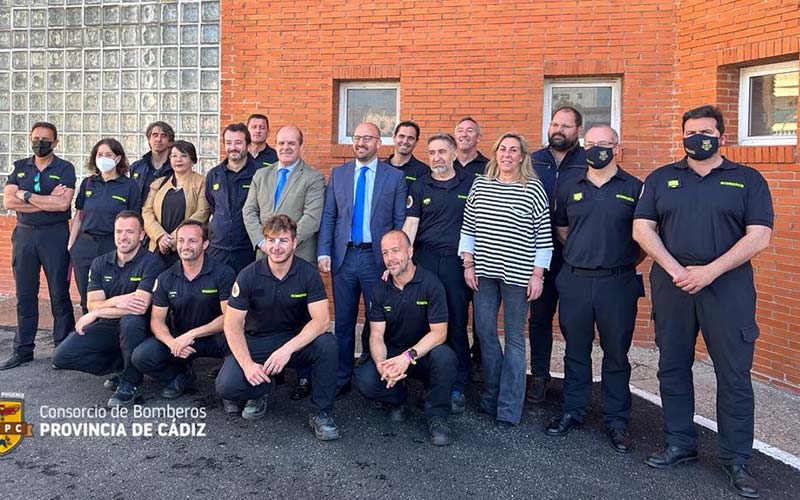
[1,1,797,392]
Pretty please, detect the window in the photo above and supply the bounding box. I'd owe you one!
[738,61,798,145]
[338,82,399,145]
[543,78,622,144]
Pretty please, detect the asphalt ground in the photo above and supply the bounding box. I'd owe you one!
[1,330,798,500]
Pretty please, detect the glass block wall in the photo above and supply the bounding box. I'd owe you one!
[0,0,221,188]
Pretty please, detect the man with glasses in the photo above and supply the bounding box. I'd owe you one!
[318,122,407,397]
[1,122,76,370]
[544,125,643,455]
[526,106,587,404]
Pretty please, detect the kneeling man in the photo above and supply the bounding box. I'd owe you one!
[215,214,340,441]
[354,230,457,446]
[132,220,236,400]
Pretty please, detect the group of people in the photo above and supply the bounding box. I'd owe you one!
[1,105,772,498]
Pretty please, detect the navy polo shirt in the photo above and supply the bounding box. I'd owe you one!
[531,145,587,207]
[367,266,448,351]
[634,157,774,266]
[130,152,172,202]
[6,155,76,226]
[385,154,430,189]
[87,246,164,298]
[75,175,142,236]
[205,155,259,251]
[152,257,236,334]
[555,167,643,269]
[251,145,278,168]
[454,151,489,179]
[406,169,474,253]
[227,257,327,337]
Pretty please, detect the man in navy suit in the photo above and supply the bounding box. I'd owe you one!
[318,122,407,396]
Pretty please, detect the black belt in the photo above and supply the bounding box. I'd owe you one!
[16,221,67,230]
[569,264,633,277]
[347,242,372,249]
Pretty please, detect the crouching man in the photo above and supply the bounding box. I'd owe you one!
[215,214,340,441]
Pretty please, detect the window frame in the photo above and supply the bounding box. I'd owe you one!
[542,78,622,145]
[337,81,400,146]
[737,60,798,146]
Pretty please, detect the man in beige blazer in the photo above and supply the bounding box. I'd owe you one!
[243,125,325,265]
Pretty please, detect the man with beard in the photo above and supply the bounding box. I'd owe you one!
[247,114,278,168]
[318,122,407,398]
[242,124,326,400]
[130,121,174,202]
[132,220,236,400]
[634,106,773,498]
[453,116,489,179]
[403,133,474,414]
[1,121,76,370]
[205,123,261,274]
[385,121,429,189]
[52,211,164,407]
[545,125,643,455]
[354,230,456,446]
[216,215,340,441]
[526,106,586,405]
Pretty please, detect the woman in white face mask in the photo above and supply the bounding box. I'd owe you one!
[68,139,142,313]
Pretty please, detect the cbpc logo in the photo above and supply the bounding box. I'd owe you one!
[0,393,34,455]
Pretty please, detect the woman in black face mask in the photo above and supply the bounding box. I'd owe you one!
[68,139,142,314]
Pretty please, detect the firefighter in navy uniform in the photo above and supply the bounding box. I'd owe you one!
[633,105,773,499]
[132,220,235,400]
[526,106,587,404]
[52,211,164,407]
[385,121,430,189]
[0,122,76,370]
[215,214,340,441]
[129,121,174,202]
[543,125,643,455]
[403,133,474,414]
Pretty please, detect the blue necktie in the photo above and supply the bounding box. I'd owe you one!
[273,168,288,210]
[352,166,368,243]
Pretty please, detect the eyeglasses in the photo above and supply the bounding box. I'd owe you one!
[33,172,41,193]
[352,135,378,143]
[584,141,617,148]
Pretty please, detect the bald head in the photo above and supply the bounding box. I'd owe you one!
[352,122,381,163]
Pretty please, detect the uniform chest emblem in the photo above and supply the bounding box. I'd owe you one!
[572,192,583,201]
[667,179,680,189]
[168,291,178,298]
[720,181,744,189]
[85,191,93,197]
[133,172,139,179]
[213,183,220,191]
[423,198,431,205]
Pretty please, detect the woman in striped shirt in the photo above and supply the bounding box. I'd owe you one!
[459,132,553,427]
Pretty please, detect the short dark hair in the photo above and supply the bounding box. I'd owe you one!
[262,214,297,239]
[175,219,208,241]
[31,121,58,141]
[247,114,270,128]
[224,122,251,145]
[145,121,175,142]
[114,210,144,229]
[88,138,130,176]
[394,121,420,139]
[427,133,457,149]
[552,106,583,128]
[171,140,198,164]
[682,105,725,134]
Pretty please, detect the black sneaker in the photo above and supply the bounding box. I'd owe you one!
[0,352,33,371]
[103,375,120,392]
[428,416,451,446]
[290,378,312,400]
[107,379,140,408]
[222,399,242,415]
[309,411,340,441]
[450,391,466,414]
[242,396,267,420]
[161,367,197,399]
[526,375,551,404]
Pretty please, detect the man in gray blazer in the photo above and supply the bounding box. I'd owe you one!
[243,125,326,265]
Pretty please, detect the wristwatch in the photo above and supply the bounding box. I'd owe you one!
[23,191,32,203]
[405,348,419,365]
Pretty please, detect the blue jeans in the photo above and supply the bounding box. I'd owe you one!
[474,277,529,424]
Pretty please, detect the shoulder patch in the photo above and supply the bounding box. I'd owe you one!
[152,279,158,293]
[406,195,413,209]
[231,282,240,298]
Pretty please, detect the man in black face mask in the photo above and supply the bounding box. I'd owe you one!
[633,106,773,498]
[544,125,644,454]
[1,122,76,370]
[526,106,587,404]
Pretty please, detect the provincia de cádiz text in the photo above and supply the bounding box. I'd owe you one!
[37,404,207,438]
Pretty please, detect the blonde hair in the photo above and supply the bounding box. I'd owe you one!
[484,132,537,185]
